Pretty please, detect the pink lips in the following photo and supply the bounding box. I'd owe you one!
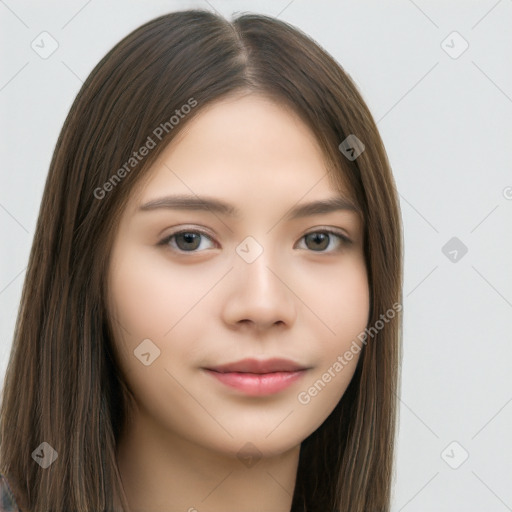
[203,358,309,396]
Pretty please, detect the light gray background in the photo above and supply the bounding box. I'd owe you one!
[1,1,511,510]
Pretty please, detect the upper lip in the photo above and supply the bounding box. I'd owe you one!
[205,358,308,374]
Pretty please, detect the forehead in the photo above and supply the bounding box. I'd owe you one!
[129,93,357,216]
[164,93,328,170]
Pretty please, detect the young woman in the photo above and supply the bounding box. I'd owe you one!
[0,9,403,512]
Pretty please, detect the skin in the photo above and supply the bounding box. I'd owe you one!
[108,92,369,512]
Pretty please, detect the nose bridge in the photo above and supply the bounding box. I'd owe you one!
[224,233,296,327]
[235,234,281,294]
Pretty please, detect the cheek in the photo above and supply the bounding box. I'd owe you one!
[309,256,370,343]
[303,256,369,392]
[294,261,368,426]
[107,246,203,401]
[108,245,217,339]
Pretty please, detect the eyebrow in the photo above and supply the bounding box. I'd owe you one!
[138,194,360,220]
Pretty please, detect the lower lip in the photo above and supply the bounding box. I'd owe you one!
[203,369,307,396]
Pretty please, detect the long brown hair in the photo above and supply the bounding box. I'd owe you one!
[0,9,403,511]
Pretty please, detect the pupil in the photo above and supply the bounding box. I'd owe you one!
[307,233,328,251]
[178,233,199,250]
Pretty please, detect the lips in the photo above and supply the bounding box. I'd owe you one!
[205,357,307,374]
[203,358,310,396]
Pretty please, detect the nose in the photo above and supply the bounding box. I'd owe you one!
[221,246,297,331]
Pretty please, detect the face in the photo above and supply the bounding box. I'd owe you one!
[107,93,369,460]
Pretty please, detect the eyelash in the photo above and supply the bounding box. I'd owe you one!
[157,227,352,254]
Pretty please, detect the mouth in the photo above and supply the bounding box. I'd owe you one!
[202,358,310,396]
[205,357,308,374]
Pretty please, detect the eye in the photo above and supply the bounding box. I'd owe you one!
[157,229,217,252]
[157,227,352,254]
[296,229,352,253]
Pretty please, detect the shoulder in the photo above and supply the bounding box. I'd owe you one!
[0,473,21,512]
